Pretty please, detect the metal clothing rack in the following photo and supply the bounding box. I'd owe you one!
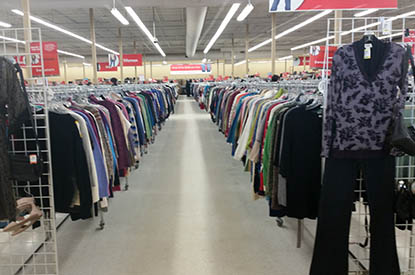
[0,28,59,275]
[319,16,415,274]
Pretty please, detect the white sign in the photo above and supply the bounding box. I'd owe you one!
[269,0,305,12]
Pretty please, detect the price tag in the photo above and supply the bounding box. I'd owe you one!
[364,43,372,60]
[29,154,38,165]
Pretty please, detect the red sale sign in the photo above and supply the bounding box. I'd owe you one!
[309,46,337,69]
[30,41,60,76]
[123,54,142,66]
[269,0,397,11]
[13,55,27,67]
[170,64,212,75]
[404,30,415,55]
[97,62,118,72]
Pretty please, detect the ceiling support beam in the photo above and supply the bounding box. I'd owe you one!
[22,0,32,80]
[134,40,138,83]
[271,13,276,75]
[89,8,98,84]
[119,27,124,82]
[231,36,235,78]
[334,10,343,45]
[245,24,249,76]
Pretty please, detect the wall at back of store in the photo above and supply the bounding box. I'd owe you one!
[38,59,307,82]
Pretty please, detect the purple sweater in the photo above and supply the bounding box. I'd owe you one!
[322,42,408,158]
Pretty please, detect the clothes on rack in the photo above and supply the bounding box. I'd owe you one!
[48,84,177,220]
[199,81,323,220]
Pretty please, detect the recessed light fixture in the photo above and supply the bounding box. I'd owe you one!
[204,3,241,54]
[82,62,92,66]
[235,60,247,66]
[11,9,119,55]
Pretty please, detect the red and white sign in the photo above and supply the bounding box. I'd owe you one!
[123,54,142,66]
[293,56,310,66]
[269,0,397,12]
[13,55,27,67]
[404,30,415,55]
[170,64,212,75]
[97,62,118,72]
[309,46,337,69]
[30,41,60,76]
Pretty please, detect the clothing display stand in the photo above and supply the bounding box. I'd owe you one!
[320,16,415,274]
[0,28,59,275]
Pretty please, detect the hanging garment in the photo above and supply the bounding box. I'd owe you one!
[0,57,33,221]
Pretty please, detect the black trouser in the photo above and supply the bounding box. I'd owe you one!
[310,156,400,275]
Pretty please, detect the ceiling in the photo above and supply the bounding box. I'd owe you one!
[0,0,414,63]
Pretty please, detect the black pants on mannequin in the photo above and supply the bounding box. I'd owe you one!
[310,155,400,275]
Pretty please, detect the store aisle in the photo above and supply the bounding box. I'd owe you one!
[57,96,314,275]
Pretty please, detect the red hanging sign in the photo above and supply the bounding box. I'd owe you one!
[170,64,212,75]
[404,30,415,55]
[309,46,337,69]
[293,56,310,66]
[97,62,118,72]
[123,54,143,66]
[269,0,397,12]
[30,41,60,76]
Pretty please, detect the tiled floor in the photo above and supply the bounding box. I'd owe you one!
[57,97,314,275]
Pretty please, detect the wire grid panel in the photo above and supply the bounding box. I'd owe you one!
[318,17,415,274]
[0,28,59,275]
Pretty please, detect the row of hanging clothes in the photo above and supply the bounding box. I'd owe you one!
[198,80,324,221]
[48,84,178,221]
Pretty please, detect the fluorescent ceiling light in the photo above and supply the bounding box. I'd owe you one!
[0,21,12,28]
[237,3,254,22]
[386,10,415,22]
[83,62,91,66]
[248,10,332,52]
[341,21,381,36]
[162,60,167,65]
[0,35,25,44]
[354,9,379,17]
[202,58,207,63]
[235,60,247,66]
[204,3,241,54]
[378,32,403,39]
[57,50,85,59]
[11,9,119,55]
[291,35,335,51]
[125,6,166,57]
[111,8,129,25]
[278,55,293,61]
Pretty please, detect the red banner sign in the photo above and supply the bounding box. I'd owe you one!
[123,54,142,66]
[293,56,310,66]
[97,62,118,72]
[269,0,397,12]
[309,46,337,69]
[404,30,415,55]
[170,64,212,75]
[30,41,60,76]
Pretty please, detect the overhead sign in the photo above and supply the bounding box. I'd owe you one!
[293,56,310,66]
[108,54,120,68]
[309,46,337,69]
[97,62,118,72]
[30,41,60,77]
[269,0,397,12]
[404,30,415,55]
[170,64,212,75]
[123,54,142,66]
